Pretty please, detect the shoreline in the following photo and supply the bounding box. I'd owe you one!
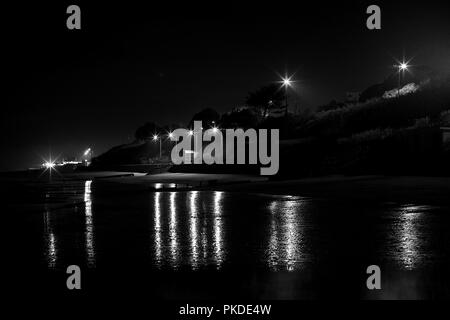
[2,170,450,205]
[95,173,450,205]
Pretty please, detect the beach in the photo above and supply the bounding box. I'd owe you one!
[3,170,450,299]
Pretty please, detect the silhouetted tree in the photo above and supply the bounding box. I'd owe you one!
[246,84,285,117]
[189,108,220,128]
[135,122,159,141]
[220,108,260,129]
[317,99,346,112]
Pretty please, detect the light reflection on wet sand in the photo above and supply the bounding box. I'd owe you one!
[189,191,199,269]
[30,182,450,298]
[43,210,57,268]
[43,181,97,269]
[213,191,225,269]
[84,180,96,267]
[153,191,162,267]
[267,199,307,271]
[384,204,432,270]
[169,192,178,268]
[147,191,313,271]
[40,185,447,289]
[150,191,226,270]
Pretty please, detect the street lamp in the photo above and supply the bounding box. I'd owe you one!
[281,76,293,116]
[396,61,409,97]
[282,78,292,87]
[168,132,178,159]
[44,161,55,169]
[83,147,93,164]
[42,156,57,181]
[153,134,161,159]
[83,148,91,157]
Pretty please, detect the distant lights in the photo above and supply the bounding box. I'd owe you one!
[395,57,411,72]
[154,183,162,190]
[394,58,411,98]
[399,62,409,71]
[83,148,91,156]
[280,74,295,88]
[282,77,292,87]
[43,161,55,169]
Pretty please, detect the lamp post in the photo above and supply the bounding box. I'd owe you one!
[397,62,409,97]
[83,148,93,164]
[282,76,293,116]
[43,157,56,181]
[153,134,161,159]
[168,132,177,160]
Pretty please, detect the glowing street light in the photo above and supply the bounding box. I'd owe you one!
[43,161,56,169]
[282,77,292,87]
[83,148,91,156]
[399,62,409,71]
[188,130,194,136]
[41,156,58,181]
[168,131,178,159]
[83,147,93,165]
[212,127,218,133]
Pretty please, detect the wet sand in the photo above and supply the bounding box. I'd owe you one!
[3,172,450,300]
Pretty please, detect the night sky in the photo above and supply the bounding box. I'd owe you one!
[3,1,450,171]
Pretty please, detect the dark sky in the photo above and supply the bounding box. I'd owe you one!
[3,1,450,171]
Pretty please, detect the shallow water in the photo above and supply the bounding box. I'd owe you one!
[5,179,450,299]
